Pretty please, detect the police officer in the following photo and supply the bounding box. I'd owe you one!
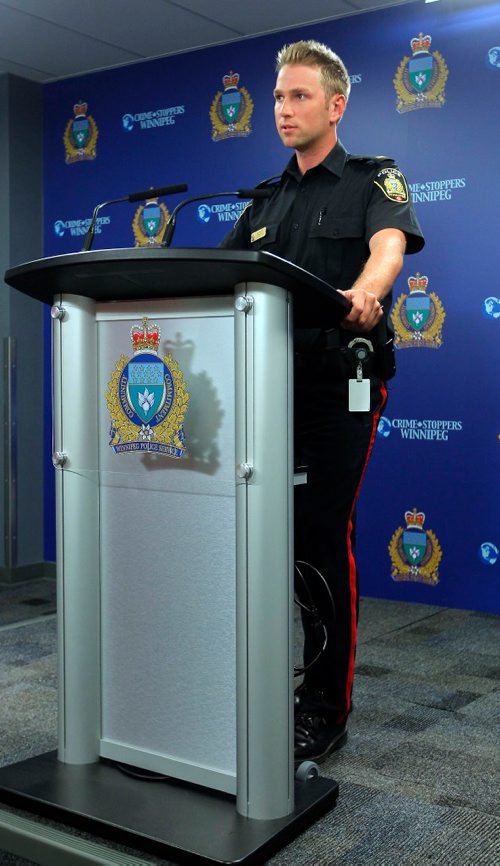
[220,40,424,764]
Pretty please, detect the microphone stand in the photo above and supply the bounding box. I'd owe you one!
[81,184,188,252]
[160,189,273,248]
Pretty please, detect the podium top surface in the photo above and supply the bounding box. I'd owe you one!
[4,248,350,327]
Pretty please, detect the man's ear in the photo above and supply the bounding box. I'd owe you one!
[329,93,346,123]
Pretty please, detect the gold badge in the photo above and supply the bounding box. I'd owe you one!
[391,273,446,349]
[374,168,409,203]
[106,318,189,458]
[63,101,98,164]
[210,71,254,142]
[250,227,267,243]
[132,197,170,247]
[394,33,448,114]
[389,508,442,586]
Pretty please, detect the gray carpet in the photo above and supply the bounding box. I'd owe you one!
[0,580,56,629]
[0,585,499,864]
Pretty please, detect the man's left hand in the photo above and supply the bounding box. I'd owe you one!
[339,289,383,332]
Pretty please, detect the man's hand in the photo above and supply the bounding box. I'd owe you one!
[339,288,383,332]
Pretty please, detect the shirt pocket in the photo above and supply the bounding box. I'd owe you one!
[308,215,364,241]
[308,216,365,285]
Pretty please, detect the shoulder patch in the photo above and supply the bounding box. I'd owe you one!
[373,166,409,203]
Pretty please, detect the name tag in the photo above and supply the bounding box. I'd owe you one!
[250,227,267,243]
[349,378,370,412]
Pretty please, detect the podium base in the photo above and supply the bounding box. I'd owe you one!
[0,752,339,865]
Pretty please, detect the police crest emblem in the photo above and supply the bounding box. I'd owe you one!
[389,508,442,585]
[391,273,446,349]
[64,102,98,163]
[132,197,170,247]
[374,167,409,203]
[210,71,254,141]
[394,34,448,113]
[106,318,189,457]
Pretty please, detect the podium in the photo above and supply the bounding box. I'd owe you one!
[0,249,349,864]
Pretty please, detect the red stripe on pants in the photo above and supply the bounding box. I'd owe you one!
[342,382,388,721]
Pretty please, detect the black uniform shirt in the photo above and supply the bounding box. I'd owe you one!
[220,140,424,306]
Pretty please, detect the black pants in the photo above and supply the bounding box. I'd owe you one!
[294,361,387,725]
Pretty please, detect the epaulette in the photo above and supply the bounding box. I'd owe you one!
[348,154,394,166]
[255,174,282,189]
[234,175,281,226]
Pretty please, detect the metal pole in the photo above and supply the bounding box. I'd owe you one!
[53,296,101,764]
[235,282,294,819]
[3,336,17,572]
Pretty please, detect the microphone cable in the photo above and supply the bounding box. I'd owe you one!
[294,560,336,677]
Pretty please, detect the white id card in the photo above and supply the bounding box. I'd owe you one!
[349,378,370,412]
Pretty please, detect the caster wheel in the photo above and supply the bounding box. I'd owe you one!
[295,760,320,782]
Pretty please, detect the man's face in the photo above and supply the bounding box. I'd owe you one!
[273,63,344,153]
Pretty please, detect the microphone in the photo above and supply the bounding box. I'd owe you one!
[160,188,273,248]
[81,183,188,252]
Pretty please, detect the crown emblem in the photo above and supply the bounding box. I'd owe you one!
[405,508,425,529]
[223,71,240,90]
[73,101,88,117]
[407,273,429,293]
[410,33,432,55]
[130,317,161,354]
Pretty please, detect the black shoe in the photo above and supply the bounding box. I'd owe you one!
[294,683,339,715]
[294,682,321,711]
[294,711,347,765]
[294,683,306,710]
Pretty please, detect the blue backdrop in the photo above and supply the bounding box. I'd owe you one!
[42,0,500,612]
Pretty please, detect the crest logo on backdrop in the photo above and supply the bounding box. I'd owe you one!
[389,508,442,586]
[132,197,170,247]
[478,543,499,566]
[64,102,98,163]
[394,33,448,113]
[392,273,446,349]
[106,318,190,457]
[210,71,254,141]
[482,297,500,320]
[486,46,500,69]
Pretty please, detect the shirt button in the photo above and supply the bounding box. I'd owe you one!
[292,222,299,230]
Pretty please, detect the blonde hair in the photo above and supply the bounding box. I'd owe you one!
[276,40,351,102]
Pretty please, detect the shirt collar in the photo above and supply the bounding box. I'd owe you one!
[284,139,348,182]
